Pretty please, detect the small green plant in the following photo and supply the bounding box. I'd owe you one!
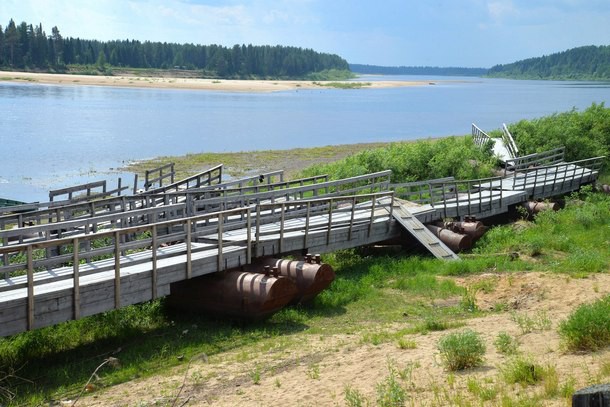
[376,369,406,407]
[437,329,486,371]
[559,296,610,351]
[466,377,498,401]
[500,356,544,386]
[600,358,610,377]
[494,332,520,355]
[307,364,320,380]
[559,376,576,398]
[397,338,417,350]
[274,378,281,388]
[543,364,559,397]
[397,361,420,383]
[344,385,369,407]
[249,365,261,385]
[460,286,479,312]
[511,310,552,334]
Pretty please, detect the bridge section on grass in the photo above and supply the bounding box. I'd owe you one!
[0,153,604,337]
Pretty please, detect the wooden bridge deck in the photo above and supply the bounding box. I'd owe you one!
[0,154,604,337]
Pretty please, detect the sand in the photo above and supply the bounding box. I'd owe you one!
[0,71,432,93]
[74,271,610,406]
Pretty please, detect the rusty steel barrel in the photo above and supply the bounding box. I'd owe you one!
[426,224,472,252]
[167,271,298,320]
[247,255,335,304]
[521,201,559,214]
[436,220,487,240]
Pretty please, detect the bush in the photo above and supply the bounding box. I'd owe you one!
[494,332,520,355]
[507,103,610,166]
[500,356,545,386]
[559,295,610,351]
[437,329,486,371]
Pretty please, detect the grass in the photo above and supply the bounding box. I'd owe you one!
[494,332,520,355]
[559,295,610,351]
[125,142,389,181]
[312,81,372,89]
[437,329,486,371]
[499,356,546,386]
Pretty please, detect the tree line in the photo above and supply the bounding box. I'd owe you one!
[487,45,610,80]
[0,19,349,78]
[349,64,488,77]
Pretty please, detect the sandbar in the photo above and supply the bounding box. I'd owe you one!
[0,70,433,92]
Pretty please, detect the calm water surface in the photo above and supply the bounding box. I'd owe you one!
[1,76,609,202]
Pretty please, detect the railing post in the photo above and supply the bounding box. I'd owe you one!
[246,209,252,264]
[326,198,333,246]
[279,203,285,254]
[255,205,261,257]
[388,193,394,231]
[217,213,224,271]
[114,230,121,309]
[348,196,356,241]
[151,225,158,300]
[304,202,311,249]
[27,245,34,331]
[368,197,376,237]
[73,238,80,320]
[186,219,192,279]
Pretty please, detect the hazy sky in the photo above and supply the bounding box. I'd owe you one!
[2,0,609,68]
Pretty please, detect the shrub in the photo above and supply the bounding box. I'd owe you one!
[500,356,545,386]
[437,329,486,371]
[494,332,520,355]
[559,295,610,351]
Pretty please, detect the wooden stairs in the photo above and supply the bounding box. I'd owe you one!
[390,200,460,261]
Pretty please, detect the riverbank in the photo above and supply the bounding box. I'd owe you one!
[124,141,401,181]
[0,71,432,92]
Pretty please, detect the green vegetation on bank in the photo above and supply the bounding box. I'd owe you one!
[487,45,610,80]
[299,135,497,182]
[312,81,371,89]
[506,102,610,166]
[0,18,349,79]
[1,105,610,404]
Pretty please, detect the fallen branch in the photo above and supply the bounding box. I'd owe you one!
[71,357,120,406]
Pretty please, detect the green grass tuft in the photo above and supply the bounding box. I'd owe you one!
[437,329,486,371]
[559,295,610,352]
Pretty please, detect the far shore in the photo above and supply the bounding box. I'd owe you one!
[0,70,438,92]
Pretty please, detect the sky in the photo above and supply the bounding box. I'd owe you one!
[1,0,609,68]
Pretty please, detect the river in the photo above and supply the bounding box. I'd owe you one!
[1,75,609,202]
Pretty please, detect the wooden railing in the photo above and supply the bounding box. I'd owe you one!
[511,156,605,199]
[504,147,565,175]
[143,162,175,191]
[0,192,394,334]
[48,179,129,204]
[472,123,492,148]
[428,177,506,219]
[253,192,394,257]
[0,165,227,229]
[0,203,188,267]
[502,124,519,159]
[189,170,391,214]
[390,177,455,204]
[142,164,223,194]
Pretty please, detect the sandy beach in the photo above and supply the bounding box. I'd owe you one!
[0,70,432,92]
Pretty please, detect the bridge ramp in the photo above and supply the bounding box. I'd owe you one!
[390,200,459,261]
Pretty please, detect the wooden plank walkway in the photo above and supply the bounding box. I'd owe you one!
[0,155,604,337]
